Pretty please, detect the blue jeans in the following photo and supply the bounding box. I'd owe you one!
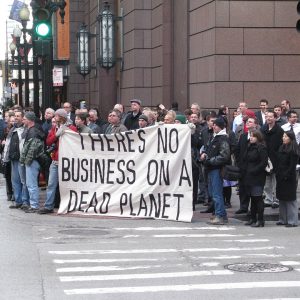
[44,162,58,210]
[207,168,227,218]
[25,160,40,209]
[11,160,29,205]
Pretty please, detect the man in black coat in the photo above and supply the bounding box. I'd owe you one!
[261,111,284,208]
[124,99,142,130]
[235,116,258,214]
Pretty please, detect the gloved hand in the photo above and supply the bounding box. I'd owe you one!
[56,125,67,138]
[188,122,196,134]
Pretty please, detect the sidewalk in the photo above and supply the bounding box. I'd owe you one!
[1,174,299,222]
[193,185,300,222]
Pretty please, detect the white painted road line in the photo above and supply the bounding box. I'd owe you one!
[60,270,233,282]
[151,234,253,238]
[280,261,300,266]
[49,246,284,255]
[53,258,164,264]
[222,239,269,243]
[113,226,236,231]
[64,281,300,295]
[56,264,169,273]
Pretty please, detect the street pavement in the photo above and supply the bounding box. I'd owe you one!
[1,174,300,300]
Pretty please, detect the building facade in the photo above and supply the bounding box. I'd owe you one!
[68,0,300,114]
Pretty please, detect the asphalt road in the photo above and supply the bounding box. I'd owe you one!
[1,175,300,300]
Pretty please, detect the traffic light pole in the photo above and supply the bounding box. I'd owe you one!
[32,39,40,116]
[41,40,53,111]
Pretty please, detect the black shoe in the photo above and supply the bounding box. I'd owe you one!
[225,203,232,209]
[271,203,279,209]
[235,209,248,214]
[285,224,298,228]
[38,208,54,214]
[276,221,286,226]
[251,221,265,227]
[24,207,39,213]
[245,220,256,226]
[264,203,272,208]
[9,203,22,209]
[21,204,30,211]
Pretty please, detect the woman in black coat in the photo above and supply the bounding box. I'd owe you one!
[276,131,299,227]
[243,130,268,227]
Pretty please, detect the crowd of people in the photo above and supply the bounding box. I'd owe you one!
[0,98,299,227]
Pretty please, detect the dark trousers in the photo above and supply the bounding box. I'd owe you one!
[250,196,264,222]
[223,186,232,204]
[192,166,199,211]
[239,180,250,211]
[4,162,13,197]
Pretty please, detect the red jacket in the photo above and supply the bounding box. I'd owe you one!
[46,124,77,161]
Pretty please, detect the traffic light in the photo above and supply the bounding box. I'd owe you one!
[34,8,52,39]
[297,1,300,32]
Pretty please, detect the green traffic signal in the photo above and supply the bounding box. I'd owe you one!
[35,22,51,37]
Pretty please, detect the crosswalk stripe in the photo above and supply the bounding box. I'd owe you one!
[280,261,300,266]
[59,270,233,282]
[53,258,164,264]
[49,246,284,255]
[56,264,171,273]
[114,226,236,231]
[151,234,253,238]
[64,281,300,295]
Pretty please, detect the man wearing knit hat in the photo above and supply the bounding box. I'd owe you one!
[124,99,142,130]
[138,114,148,128]
[20,112,45,212]
[200,116,231,225]
[38,109,77,214]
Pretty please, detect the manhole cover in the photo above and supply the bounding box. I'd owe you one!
[224,263,293,273]
[58,229,109,236]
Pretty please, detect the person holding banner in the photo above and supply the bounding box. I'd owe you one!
[200,117,231,225]
[105,109,128,134]
[38,109,77,214]
[124,99,142,130]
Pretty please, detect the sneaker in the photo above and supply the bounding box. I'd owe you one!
[38,208,54,214]
[20,204,30,211]
[271,203,279,209]
[9,203,22,209]
[207,216,225,225]
[235,209,248,214]
[24,207,39,213]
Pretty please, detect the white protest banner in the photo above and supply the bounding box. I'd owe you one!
[58,125,193,222]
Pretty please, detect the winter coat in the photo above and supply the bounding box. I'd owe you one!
[261,123,284,171]
[2,125,25,163]
[204,129,231,170]
[19,126,45,166]
[276,147,298,201]
[46,123,77,162]
[124,111,141,130]
[242,143,268,187]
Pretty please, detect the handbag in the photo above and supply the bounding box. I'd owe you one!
[265,157,273,174]
[222,165,241,181]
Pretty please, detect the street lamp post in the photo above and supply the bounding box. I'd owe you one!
[30,0,67,113]
[13,26,23,107]
[19,6,31,108]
